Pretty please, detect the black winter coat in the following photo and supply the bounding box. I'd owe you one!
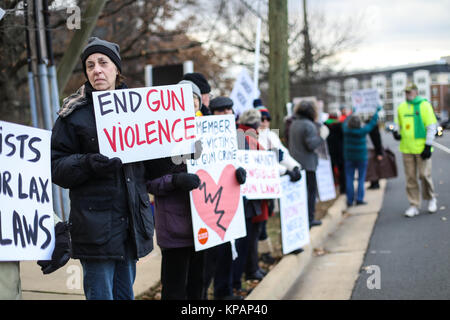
[51,82,169,260]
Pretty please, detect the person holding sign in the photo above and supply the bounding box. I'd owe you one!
[51,37,170,300]
[255,100,301,264]
[146,80,208,300]
[234,109,269,286]
[342,106,381,207]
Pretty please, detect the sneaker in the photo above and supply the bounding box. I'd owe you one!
[404,206,419,217]
[428,198,437,213]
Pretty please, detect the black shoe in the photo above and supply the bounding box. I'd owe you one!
[261,253,276,265]
[290,248,304,255]
[368,183,380,190]
[246,269,265,281]
[309,220,322,228]
[356,201,368,205]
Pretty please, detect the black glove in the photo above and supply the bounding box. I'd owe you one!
[37,221,72,275]
[420,144,432,160]
[286,166,302,182]
[392,131,401,141]
[172,172,200,191]
[235,167,247,185]
[83,153,122,177]
[191,140,203,160]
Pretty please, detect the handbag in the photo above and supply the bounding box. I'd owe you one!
[365,148,398,182]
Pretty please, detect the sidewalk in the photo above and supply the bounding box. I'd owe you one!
[20,239,161,300]
[20,180,385,300]
[247,179,386,300]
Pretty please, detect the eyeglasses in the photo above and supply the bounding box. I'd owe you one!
[262,117,271,122]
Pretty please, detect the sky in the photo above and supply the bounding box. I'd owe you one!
[290,0,450,72]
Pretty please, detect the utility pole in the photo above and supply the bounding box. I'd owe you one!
[302,0,313,79]
[268,0,289,133]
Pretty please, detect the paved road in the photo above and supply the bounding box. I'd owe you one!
[351,130,450,299]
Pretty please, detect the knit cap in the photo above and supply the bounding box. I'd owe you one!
[81,37,122,76]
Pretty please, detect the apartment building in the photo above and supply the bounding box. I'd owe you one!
[324,56,450,121]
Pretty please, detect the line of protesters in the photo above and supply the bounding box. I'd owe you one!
[1,37,383,300]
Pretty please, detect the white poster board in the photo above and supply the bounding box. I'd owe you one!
[0,120,55,261]
[0,8,5,21]
[187,115,246,251]
[230,68,259,117]
[316,158,336,202]
[92,84,196,163]
[279,173,310,254]
[351,89,380,113]
[236,150,281,199]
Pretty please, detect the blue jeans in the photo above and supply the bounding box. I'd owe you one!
[344,160,368,205]
[80,254,137,300]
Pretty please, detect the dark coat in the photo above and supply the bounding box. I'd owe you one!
[288,115,324,171]
[51,82,169,260]
[146,163,194,249]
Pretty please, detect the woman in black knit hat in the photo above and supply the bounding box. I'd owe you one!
[51,37,169,300]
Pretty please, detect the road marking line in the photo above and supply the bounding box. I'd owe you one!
[432,141,450,155]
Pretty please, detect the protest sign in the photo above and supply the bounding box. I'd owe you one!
[316,158,336,202]
[92,83,196,163]
[236,150,281,199]
[351,89,380,113]
[230,68,259,117]
[187,115,246,251]
[0,120,55,261]
[279,173,310,254]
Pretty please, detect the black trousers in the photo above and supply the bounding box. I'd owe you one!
[160,246,205,300]
[305,170,318,223]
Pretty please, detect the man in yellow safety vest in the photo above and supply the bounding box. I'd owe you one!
[393,82,437,217]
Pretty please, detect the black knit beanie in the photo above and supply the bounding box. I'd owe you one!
[80,37,122,77]
[182,72,211,94]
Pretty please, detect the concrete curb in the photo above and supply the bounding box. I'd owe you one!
[246,194,348,300]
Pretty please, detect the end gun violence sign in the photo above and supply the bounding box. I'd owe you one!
[93,83,197,163]
[186,115,246,251]
[0,120,55,261]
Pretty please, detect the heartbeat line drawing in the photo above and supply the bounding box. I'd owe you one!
[191,164,241,241]
[198,181,226,232]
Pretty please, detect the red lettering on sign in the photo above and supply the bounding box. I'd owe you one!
[184,116,195,140]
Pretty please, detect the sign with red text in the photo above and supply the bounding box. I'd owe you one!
[236,150,281,199]
[279,173,310,254]
[187,115,246,251]
[92,84,196,163]
[0,120,55,261]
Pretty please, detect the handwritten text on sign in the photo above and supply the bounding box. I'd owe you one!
[187,115,246,251]
[236,150,281,199]
[279,173,310,254]
[0,120,55,261]
[93,84,196,163]
[351,89,380,113]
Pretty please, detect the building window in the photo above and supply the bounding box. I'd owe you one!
[432,100,439,108]
[432,87,438,96]
[417,78,426,84]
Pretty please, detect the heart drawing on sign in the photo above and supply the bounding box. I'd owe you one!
[192,164,241,241]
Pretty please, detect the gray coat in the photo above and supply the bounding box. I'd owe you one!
[288,116,324,171]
